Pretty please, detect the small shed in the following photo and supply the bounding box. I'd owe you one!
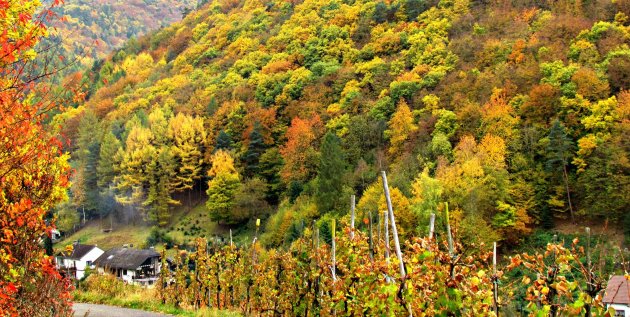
[603,275,630,317]
[93,247,161,286]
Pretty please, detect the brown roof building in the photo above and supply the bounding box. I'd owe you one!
[93,247,161,286]
[604,275,630,317]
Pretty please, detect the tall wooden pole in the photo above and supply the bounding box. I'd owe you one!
[253,219,260,267]
[312,220,317,249]
[377,211,382,243]
[331,219,336,282]
[384,210,391,283]
[585,227,592,317]
[316,227,319,250]
[384,210,390,260]
[445,203,453,256]
[381,171,406,279]
[350,195,356,239]
[429,213,435,240]
[493,242,499,317]
[383,170,414,317]
[368,211,374,259]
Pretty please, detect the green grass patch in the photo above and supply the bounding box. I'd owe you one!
[56,221,152,251]
[55,199,258,253]
[165,203,218,245]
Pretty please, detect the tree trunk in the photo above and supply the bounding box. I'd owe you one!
[562,165,575,223]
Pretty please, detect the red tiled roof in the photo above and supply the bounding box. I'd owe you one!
[603,275,630,305]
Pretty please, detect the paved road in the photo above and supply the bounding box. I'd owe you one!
[73,303,173,317]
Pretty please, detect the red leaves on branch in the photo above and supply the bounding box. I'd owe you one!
[0,0,73,316]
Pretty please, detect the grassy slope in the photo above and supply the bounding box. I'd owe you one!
[57,221,151,251]
[165,202,218,245]
[56,199,256,252]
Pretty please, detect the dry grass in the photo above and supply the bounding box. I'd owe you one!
[74,274,241,316]
[553,218,626,247]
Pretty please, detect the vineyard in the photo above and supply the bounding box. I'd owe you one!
[151,174,625,316]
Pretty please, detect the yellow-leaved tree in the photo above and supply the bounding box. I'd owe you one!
[206,150,241,224]
[385,100,417,157]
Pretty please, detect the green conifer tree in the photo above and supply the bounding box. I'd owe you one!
[316,132,346,214]
[545,120,575,222]
[97,131,122,189]
[215,130,232,151]
[75,111,101,217]
[242,122,266,178]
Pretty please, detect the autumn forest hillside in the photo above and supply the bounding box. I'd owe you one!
[54,0,630,249]
[45,0,197,72]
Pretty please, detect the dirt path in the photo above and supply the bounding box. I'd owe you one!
[73,303,174,317]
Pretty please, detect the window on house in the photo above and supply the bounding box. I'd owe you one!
[86,261,92,266]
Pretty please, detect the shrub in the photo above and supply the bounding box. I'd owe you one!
[81,274,127,298]
[146,227,174,248]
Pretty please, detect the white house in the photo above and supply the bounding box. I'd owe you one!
[50,229,61,242]
[56,244,104,280]
[604,275,630,317]
[93,247,162,286]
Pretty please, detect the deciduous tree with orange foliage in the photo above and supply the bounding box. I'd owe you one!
[0,0,73,315]
[280,115,324,183]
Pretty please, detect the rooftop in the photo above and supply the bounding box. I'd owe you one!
[58,244,99,260]
[94,247,160,270]
[603,275,630,305]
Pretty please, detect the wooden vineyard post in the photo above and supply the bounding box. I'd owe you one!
[586,227,592,267]
[253,219,260,264]
[377,211,382,244]
[381,171,406,278]
[585,227,592,317]
[247,218,261,314]
[381,171,412,317]
[368,211,374,259]
[384,210,390,260]
[229,229,233,247]
[445,202,454,257]
[312,220,317,250]
[350,194,356,239]
[493,242,499,317]
[331,218,337,282]
[384,210,392,283]
[444,202,455,282]
[316,226,320,250]
[429,213,435,240]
